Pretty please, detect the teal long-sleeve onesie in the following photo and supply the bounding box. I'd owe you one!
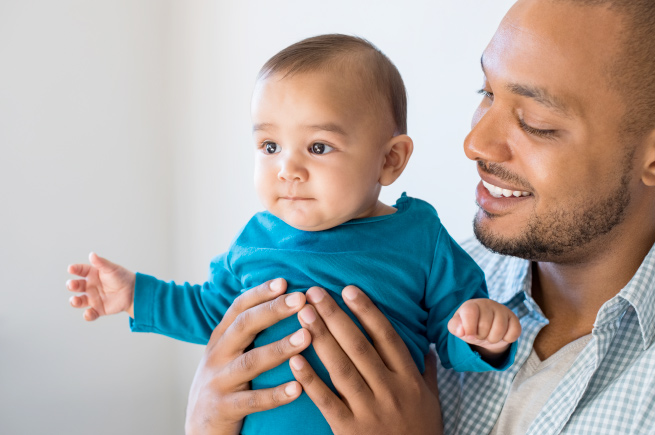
[130,194,516,434]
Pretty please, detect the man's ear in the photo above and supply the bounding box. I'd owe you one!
[379,134,414,186]
[641,129,655,186]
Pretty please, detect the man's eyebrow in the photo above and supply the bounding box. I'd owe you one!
[506,83,573,117]
[480,55,574,118]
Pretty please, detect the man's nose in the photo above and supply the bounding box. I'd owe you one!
[464,104,513,164]
[278,154,308,182]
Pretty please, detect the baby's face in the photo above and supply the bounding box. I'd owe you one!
[251,70,393,231]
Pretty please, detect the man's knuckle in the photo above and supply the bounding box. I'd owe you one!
[335,356,353,378]
[321,301,338,319]
[317,391,334,409]
[382,326,400,343]
[246,394,260,410]
[272,340,287,357]
[239,352,256,372]
[352,337,370,356]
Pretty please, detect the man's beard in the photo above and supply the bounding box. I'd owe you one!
[473,165,632,262]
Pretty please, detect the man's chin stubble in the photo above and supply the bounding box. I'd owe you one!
[472,176,631,262]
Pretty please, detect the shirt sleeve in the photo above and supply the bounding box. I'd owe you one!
[426,225,516,372]
[128,253,242,345]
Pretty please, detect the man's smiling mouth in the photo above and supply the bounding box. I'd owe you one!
[482,180,531,198]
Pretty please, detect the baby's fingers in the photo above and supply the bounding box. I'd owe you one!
[504,315,522,343]
[70,294,90,308]
[68,263,93,278]
[486,313,510,344]
[83,307,100,321]
[66,279,87,293]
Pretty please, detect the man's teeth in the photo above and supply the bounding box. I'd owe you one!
[482,180,531,198]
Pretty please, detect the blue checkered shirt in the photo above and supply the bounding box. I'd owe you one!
[437,238,655,434]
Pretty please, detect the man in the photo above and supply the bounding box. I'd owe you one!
[185,0,655,433]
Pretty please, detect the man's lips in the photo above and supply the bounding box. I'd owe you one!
[475,178,532,215]
[481,179,531,198]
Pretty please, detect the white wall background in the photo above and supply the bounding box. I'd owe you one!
[0,1,514,433]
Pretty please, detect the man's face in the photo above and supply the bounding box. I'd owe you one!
[465,0,642,262]
[251,70,392,231]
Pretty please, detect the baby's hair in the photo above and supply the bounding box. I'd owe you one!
[258,34,407,135]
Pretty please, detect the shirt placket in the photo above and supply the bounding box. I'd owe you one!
[526,298,628,434]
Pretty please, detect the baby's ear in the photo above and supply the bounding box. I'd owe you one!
[379,134,413,186]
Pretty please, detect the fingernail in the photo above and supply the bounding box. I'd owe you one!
[285,292,302,307]
[289,330,304,346]
[307,287,324,303]
[299,306,316,324]
[270,278,283,292]
[285,383,299,396]
[343,286,358,301]
[290,356,305,370]
[66,280,72,289]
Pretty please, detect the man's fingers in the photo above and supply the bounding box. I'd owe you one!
[306,287,389,379]
[211,278,289,342]
[227,381,302,418]
[289,355,352,423]
[340,285,417,375]
[222,328,311,389]
[297,304,372,400]
[217,290,306,356]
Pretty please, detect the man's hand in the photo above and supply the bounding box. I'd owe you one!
[185,279,310,435]
[67,252,136,320]
[447,298,521,363]
[289,286,443,435]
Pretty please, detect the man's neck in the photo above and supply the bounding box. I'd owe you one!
[530,222,655,360]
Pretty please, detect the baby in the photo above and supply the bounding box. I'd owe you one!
[67,34,521,434]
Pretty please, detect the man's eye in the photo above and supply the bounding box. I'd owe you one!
[518,118,557,138]
[263,142,281,154]
[310,142,334,154]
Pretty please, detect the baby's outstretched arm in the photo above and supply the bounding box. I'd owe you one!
[447,299,521,366]
[67,252,136,321]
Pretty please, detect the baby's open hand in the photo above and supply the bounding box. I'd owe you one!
[448,299,521,362]
[67,253,136,321]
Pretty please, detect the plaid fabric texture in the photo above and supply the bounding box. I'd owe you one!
[437,238,655,435]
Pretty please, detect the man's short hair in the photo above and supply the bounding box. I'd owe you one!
[560,0,655,138]
[258,34,408,135]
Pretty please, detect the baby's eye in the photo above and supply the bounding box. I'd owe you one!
[310,142,334,155]
[263,142,281,154]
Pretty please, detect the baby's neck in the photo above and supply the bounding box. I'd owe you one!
[366,200,397,218]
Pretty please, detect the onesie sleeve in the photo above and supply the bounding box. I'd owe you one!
[129,253,242,345]
[425,226,516,372]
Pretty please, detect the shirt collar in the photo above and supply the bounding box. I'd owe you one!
[467,237,655,349]
[608,241,655,349]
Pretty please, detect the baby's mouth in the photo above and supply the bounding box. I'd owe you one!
[482,180,531,198]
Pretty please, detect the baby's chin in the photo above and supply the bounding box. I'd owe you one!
[274,211,349,232]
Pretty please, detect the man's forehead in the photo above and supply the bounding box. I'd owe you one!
[480,0,626,117]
